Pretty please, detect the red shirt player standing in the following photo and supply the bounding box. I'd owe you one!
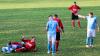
[53,14,64,51]
[68,2,81,29]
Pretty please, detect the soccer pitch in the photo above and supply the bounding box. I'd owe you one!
[0,0,100,56]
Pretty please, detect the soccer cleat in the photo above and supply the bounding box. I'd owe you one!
[47,51,50,54]
[90,45,94,48]
[86,45,90,48]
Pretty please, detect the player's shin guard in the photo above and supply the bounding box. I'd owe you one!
[78,20,81,28]
[48,42,51,53]
[72,20,75,28]
[52,43,55,53]
[56,41,59,51]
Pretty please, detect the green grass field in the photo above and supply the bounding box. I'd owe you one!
[0,0,100,56]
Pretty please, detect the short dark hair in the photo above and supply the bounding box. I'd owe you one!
[48,15,52,17]
[54,14,58,17]
[8,41,11,45]
[74,1,76,4]
[89,12,93,15]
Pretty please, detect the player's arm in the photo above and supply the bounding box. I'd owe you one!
[68,5,74,13]
[59,19,64,33]
[96,20,99,32]
[68,5,72,10]
[78,14,86,19]
[77,5,81,11]
[97,24,99,32]
[56,22,61,32]
[46,23,49,31]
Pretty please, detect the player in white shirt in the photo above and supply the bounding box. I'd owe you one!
[78,12,99,48]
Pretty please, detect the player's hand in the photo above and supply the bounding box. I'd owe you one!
[60,32,63,35]
[97,27,99,32]
[74,13,78,16]
[62,29,64,33]
[70,10,74,13]
[96,27,99,32]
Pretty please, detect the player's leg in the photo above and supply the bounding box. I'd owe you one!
[15,48,23,52]
[2,47,12,53]
[2,47,7,53]
[86,37,90,48]
[56,32,60,51]
[51,34,56,54]
[47,33,51,53]
[8,45,14,53]
[77,19,81,28]
[75,14,81,28]
[72,20,75,29]
[90,30,95,47]
[89,37,93,47]
[71,13,75,29]
[56,40,59,51]
[86,30,91,48]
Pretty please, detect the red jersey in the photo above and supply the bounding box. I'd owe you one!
[68,4,80,14]
[25,41,36,50]
[22,39,36,51]
[54,18,64,32]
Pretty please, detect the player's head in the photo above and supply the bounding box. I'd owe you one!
[89,12,93,17]
[8,41,11,45]
[31,36,36,42]
[22,32,25,35]
[74,1,76,5]
[48,15,52,17]
[53,14,58,19]
[48,15,53,20]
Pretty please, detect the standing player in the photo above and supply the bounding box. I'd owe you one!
[53,14,64,51]
[68,2,81,29]
[46,15,59,55]
[78,12,99,48]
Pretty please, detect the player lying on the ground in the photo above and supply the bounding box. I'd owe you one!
[78,12,99,48]
[15,36,36,52]
[1,36,36,53]
[1,41,23,53]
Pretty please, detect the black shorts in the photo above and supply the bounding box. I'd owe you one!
[56,32,60,40]
[72,13,79,20]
